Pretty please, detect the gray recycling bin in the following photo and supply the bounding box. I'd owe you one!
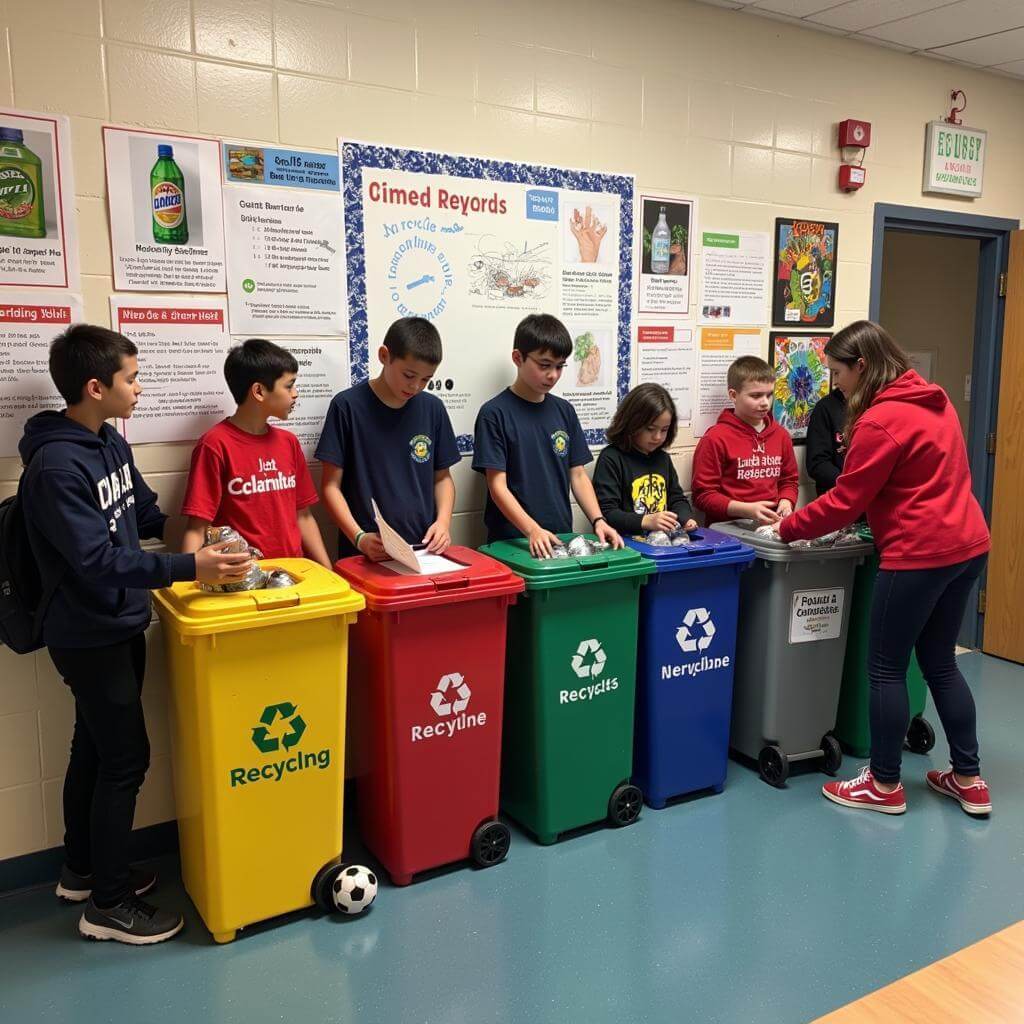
[711,520,874,788]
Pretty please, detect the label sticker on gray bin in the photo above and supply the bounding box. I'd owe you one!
[789,588,845,644]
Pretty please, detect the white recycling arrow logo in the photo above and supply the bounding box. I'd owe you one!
[430,672,472,717]
[571,638,607,679]
[676,608,716,653]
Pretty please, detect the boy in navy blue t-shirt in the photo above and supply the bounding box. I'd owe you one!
[473,314,623,557]
[316,317,459,560]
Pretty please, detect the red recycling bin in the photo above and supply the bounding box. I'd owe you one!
[335,547,525,886]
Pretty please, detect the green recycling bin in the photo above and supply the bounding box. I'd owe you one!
[479,536,654,845]
[835,533,935,758]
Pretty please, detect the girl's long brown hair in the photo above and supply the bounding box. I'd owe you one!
[825,321,909,439]
[606,383,677,451]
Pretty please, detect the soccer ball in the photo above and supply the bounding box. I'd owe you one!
[332,865,378,915]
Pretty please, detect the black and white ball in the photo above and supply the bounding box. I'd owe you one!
[332,865,378,915]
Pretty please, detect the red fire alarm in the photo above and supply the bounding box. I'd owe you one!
[838,119,871,148]
[838,165,867,191]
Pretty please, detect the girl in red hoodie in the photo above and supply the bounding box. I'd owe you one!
[778,321,991,816]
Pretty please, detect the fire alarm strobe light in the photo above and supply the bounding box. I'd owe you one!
[839,165,867,192]
[838,119,871,148]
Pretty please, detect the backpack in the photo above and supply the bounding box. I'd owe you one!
[0,476,60,654]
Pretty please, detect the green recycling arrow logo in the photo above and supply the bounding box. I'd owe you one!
[251,702,306,754]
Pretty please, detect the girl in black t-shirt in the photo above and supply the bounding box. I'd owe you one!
[593,383,697,538]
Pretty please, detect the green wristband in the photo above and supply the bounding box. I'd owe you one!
[353,530,366,550]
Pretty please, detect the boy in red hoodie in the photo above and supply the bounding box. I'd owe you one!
[691,356,798,525]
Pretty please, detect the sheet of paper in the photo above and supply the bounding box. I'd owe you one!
[635,322,696,425]
[372,498,420,572]
[380,552,465,577]
[694,327,763,436]
[698,230,769,326]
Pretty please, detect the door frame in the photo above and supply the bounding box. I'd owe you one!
[869,203,1018,647]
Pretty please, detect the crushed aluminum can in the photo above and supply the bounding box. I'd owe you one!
[547,545,571,559]
[565,534,609,558]
[644,530,673,547]
[754,525,780,540]
[668,529,691,546]
[199,525,267,593]
[264,569,299,588]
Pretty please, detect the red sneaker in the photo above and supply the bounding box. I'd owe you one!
[927,767,992,816]
[822,766,906,814]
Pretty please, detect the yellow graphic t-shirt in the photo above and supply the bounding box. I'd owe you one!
[632,472,668,515]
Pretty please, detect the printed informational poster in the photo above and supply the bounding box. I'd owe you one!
[0,292,82,455]
[0,108,80,290]
[110,296,232,443]
[635,322,696,425]
[273,338,349,456]
[905,349,935,382]
[694,327,763,437]
[223,143,345,335]
[104,127,226,292]
[699,230,769,326]
[769,333,832,443]
[341,141,633,445]
[636,193,695,316]
[790,588,845,644]
[772,218,838,327]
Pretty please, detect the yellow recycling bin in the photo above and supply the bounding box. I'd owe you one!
[152,559,364,944]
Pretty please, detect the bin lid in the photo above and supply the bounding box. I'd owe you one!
[479,534,655,591]
[709,520,875,562]
[152,558,365,636]
[334,545,524,612]
[624,527,755,571]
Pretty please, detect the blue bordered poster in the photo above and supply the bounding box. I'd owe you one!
[340,140,634,450]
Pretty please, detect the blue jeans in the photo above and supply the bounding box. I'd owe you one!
[868,554,986,783]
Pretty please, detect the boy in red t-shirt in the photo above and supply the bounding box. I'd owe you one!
[691,355,799,526]
[181,339,331,566]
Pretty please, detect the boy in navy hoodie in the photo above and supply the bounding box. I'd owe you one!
[19,324,252,945]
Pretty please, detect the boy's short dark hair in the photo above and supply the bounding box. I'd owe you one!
[224,339,299,404]
[49,324,138,406]
[382,317,442,365]
[513,314,572,360]
[727,355,774,392]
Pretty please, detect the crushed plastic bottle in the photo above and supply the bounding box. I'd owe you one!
[198,525,267,592]
[537,534,609,559]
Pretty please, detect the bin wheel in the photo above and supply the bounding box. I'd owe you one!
[905,715,936,755]
[608,784,643,827]
[312,861,345,912]
[470,821,511,869]
[758,746,789,787]
[821,734,843,775]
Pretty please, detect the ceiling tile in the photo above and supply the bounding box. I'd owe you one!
[751,0,848,15]
[849,33,915,51]
[991,57,1024,75]
[931,25,1024,65]
[864,0,1024,50]
[748,7,850,33]
[809,0,953,33]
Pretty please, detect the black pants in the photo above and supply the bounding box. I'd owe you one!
[48,632,150,907]
[869,554,986,783]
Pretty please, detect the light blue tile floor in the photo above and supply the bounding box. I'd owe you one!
[1,653,1021,1024]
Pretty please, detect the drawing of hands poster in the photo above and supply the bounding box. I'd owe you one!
[341,141,634,446]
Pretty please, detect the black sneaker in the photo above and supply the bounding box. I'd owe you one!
[56,865,157,904]
[79,896,184,945]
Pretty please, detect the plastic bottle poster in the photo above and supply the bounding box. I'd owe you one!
[694,327,763,437]
[104,127,226,292]
[0,108,80,290]
[111,295,233,443]
[0,292,83,456]
[223,143,346,335]
[636,193,695,316]
[341,141,634,447]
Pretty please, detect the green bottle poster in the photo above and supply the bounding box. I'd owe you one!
[151,143,188,245]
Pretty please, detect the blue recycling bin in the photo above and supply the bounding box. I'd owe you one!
[625,528,755,809]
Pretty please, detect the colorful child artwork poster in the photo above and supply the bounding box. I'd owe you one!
[341,140,634,448]
[0,108,80,290]
[104,127,226,292]
[772,218,838,327]
[769,332,832,443]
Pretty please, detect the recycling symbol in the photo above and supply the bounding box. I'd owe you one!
[571,638,607,679]
[676,608,715,653]
[430,673,472,718]
[251,702,306,754]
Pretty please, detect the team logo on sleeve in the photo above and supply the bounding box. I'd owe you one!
[551,430,569,457]
[410,434,432,463]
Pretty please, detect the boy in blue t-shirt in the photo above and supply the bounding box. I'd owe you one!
[316,317,459,560]
[473,314,623,557]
